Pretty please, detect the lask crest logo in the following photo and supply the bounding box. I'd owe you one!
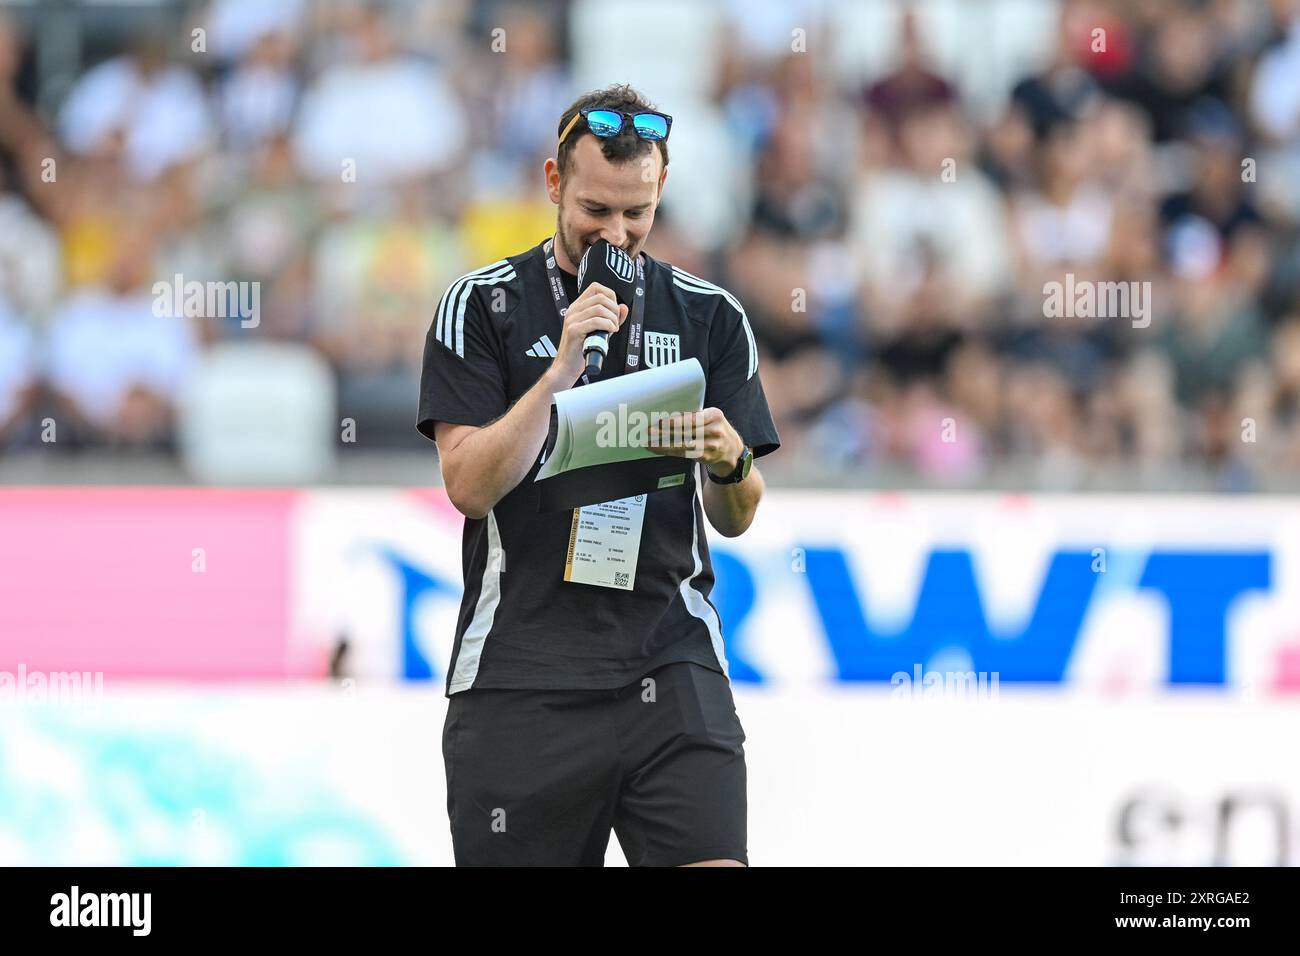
[607,244,635,282]
[628,321,642,367]
[644,331,680,368]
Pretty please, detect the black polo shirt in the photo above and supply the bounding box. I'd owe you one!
[417,237,780,696]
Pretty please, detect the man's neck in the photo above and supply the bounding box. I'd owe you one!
[551,233,578,277]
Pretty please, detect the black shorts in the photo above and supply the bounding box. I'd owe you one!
[443,660,747,866]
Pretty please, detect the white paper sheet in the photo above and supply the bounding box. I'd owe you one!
[535,358,706,480]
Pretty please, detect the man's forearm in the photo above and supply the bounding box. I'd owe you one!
[443,367,573,517]
[700,462,765,537]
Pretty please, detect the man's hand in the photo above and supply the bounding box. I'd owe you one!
[552,281,628,382]
[647,407,745,477]
[648,407,764,537]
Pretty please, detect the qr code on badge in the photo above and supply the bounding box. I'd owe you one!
[614,572,630,588]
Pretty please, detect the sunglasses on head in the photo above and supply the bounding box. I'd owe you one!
[558,108,673,147]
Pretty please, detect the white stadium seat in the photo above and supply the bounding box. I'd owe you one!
[179,342,335,484]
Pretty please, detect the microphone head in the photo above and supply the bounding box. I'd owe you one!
[577,238,636,306]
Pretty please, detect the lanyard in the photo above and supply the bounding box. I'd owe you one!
[543,237,646,382]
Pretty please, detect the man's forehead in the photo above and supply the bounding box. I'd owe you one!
[567,135,662,203]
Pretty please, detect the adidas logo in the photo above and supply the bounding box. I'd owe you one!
[525,335,558,358]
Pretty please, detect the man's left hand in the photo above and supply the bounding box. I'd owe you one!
[647,408,744,477]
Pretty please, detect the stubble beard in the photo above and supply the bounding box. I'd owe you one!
[556,216,586,276]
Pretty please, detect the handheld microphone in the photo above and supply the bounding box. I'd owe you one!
[577,239,637,378]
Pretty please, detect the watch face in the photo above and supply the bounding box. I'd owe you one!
[739,450,753,480]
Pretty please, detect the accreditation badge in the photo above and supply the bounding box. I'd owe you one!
[563,494,648,590]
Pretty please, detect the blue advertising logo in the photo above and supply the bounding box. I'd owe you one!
[382,545,1271,687]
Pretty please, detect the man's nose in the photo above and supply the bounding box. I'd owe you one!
[599,226,627,250]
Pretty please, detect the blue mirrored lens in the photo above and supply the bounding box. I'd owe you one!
[632,114,668,140]
[586,110,623,137]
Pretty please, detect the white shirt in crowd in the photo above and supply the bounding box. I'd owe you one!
[47,289,198,427]
[58,56,212,181]
[293,57,466,182]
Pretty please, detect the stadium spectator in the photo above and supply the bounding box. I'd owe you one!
[46,228,197,447]
[56,33,211,181]
[292,6,466,185]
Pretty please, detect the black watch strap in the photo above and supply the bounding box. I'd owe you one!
[708,446,753,484]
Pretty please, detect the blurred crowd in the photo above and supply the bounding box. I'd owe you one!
[0,0,1299,489]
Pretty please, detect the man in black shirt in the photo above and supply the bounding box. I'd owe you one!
[417,84,779,866]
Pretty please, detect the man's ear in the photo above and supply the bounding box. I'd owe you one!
[544,157,561,205]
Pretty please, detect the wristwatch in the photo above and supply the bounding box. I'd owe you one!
[707,445,753,484]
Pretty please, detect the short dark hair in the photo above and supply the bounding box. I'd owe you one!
[556,84,669,176]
